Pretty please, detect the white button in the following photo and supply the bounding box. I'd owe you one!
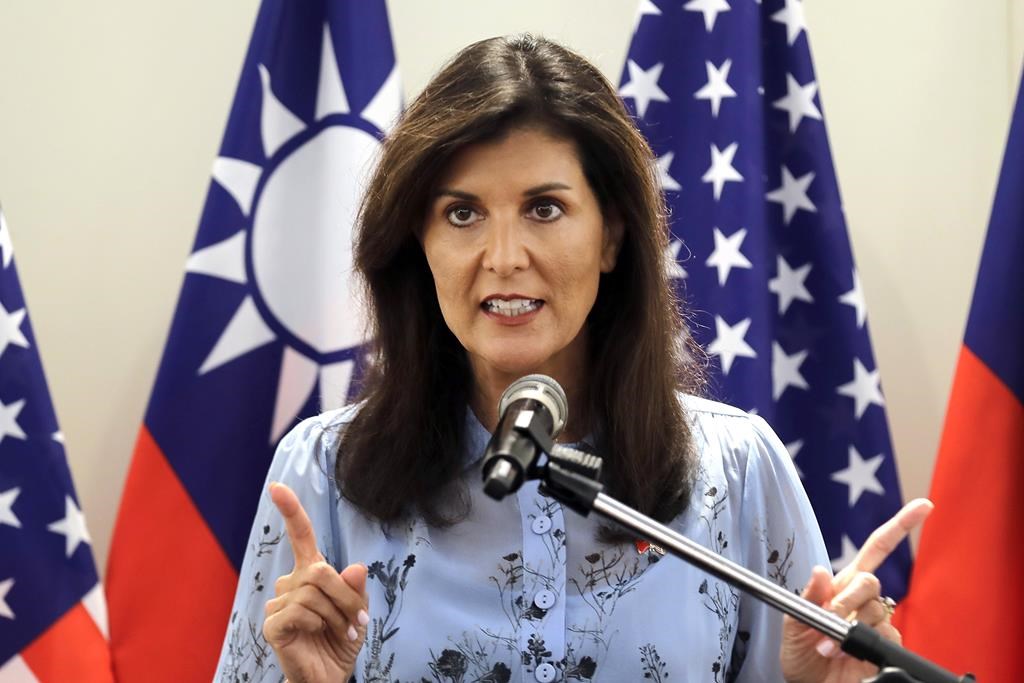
[535,662,557,682]
[533,589,556,609]
[531,515,552,534]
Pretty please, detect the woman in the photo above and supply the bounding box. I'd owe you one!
[214,35,927,682]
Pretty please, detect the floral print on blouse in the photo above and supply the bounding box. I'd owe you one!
[214,395,829,682]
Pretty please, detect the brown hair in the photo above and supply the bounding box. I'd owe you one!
[338,34,704,530]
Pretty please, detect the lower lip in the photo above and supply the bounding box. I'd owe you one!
[481,302,544,326]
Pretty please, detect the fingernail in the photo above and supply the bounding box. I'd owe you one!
[816,639,836,658]
[347,624,358,641]
[358,609,369,626]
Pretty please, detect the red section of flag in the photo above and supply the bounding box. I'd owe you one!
[894,346,1024,681]
[106,426,238,682]
[21,602,113,683]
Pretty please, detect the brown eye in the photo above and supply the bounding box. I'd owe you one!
[529,201,563,222]
[447,206,480,227]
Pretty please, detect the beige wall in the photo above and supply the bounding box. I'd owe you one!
[0,1,1019,574]
[806,1,1018,538]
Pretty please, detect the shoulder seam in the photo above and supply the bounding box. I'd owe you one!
[680,394,751,420]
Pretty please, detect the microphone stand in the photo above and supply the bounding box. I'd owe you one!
[498,421,975,683]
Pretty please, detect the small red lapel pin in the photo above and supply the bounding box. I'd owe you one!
[635,539,666,557]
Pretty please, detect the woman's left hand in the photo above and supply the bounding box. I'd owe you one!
[780,498,934,683]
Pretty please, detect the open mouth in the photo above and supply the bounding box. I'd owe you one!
[481,297,544,318]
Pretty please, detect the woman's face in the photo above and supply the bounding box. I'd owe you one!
[421,126,621,390]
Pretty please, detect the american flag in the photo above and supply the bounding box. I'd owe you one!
[620,0,911,595]
[104,1,400,680]
[0,206,112,680]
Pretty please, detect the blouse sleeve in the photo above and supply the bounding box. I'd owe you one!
[728,414,831,683]
[212,412,347,683]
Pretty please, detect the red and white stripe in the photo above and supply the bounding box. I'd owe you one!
[0,583,112,682]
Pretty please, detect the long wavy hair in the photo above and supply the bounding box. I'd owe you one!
[338,34,705,531]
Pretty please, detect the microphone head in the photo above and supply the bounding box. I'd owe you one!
[498,374,568,437]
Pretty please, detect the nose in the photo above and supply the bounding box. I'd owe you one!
[481,214,530,276]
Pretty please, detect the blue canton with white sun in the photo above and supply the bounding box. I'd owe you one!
[145,0,400,569]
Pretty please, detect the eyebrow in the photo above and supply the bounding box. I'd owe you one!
[433,182,573,201]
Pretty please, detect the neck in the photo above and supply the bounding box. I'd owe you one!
[470,342,589,443]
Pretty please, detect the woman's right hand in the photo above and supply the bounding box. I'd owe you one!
[262,482,369,683]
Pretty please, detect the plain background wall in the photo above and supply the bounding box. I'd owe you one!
[0,1,1021,574]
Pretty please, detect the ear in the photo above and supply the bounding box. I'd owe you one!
[600,212,624,273]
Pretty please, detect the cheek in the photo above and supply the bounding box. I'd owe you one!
[423,244,474,320]
[550,253,603,313]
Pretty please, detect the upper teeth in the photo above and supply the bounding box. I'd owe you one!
[486,298,540,316]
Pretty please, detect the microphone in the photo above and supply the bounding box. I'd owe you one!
[481,374,568,500]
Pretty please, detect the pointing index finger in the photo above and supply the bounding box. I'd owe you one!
[269,481,322,568]
[852,498,934,574]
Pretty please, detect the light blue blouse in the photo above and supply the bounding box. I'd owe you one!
[214,395,828,682]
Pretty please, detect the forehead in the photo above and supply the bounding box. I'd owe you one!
[436,126,586,188]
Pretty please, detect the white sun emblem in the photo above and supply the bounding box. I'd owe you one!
[185,25,401,444]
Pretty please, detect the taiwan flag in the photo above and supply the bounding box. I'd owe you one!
[892,68,1024,682]
[104,1,401,680]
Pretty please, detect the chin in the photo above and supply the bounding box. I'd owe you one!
[482,350,554,379]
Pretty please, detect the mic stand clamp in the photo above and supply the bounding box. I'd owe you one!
[513,426,974,683]
[537,445,604,516]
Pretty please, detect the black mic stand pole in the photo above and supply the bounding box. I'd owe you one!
[491,422,975,683]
